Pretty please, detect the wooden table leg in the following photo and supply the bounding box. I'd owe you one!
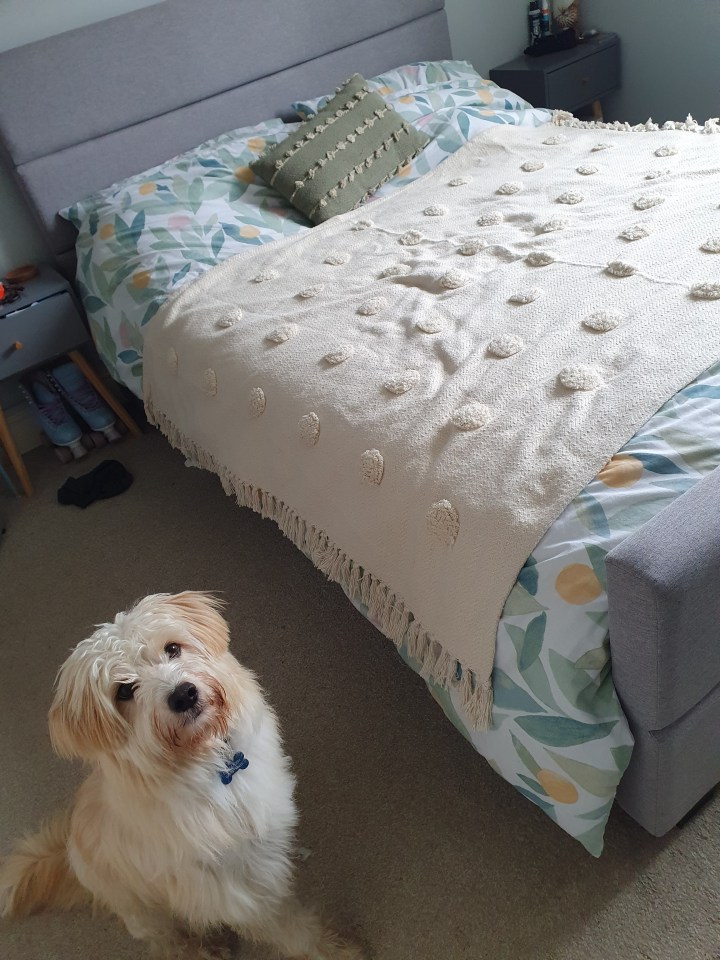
[68,350,142,438]
[0,403,33,496]
[591,99,604,122]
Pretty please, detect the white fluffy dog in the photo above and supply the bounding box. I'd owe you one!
[0,592,361,959]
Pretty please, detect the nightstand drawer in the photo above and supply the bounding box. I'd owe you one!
[547,45,619,111]
[0,292,88,378]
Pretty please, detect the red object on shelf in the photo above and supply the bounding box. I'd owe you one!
[0,283,5,302]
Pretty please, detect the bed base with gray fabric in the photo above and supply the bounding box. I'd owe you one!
[607,465,720,835]
[0,0,717,839]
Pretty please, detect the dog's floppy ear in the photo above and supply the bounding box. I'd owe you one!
[48,651,127,760]
[161,592,229,657]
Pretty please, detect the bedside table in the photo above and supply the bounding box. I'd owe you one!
[489,32,620,120]
[0,264,141,496]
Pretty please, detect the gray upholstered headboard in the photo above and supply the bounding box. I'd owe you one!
[0,0,450,277]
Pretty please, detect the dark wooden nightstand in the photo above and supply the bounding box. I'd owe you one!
[489,32,620,120]
[0,264,140,496]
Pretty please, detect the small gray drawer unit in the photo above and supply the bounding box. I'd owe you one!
[489,33,620,113]
[0,267,88,378]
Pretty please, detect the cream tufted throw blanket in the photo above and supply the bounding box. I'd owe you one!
[144,115,720,729]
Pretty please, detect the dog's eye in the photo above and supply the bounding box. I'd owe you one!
[116,683,136,701]
[164,643,181,659]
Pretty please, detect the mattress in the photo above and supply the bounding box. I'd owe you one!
[61,63,720,854]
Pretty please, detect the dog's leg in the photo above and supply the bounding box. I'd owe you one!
[243,896,364,960]
[102,897,208,959]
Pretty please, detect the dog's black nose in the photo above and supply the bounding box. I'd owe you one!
[168,681,199,713]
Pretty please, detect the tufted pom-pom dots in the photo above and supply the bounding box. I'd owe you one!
[298,283,324,299]
[634,195,665,210]
[426,500,460,547]
[477,211,504,226]
[592,142,613,151]
[265,323,298,344]
[451,402,492,431]
[556,191,584,205]
[248,387,266,418]
[605,261,637,278]
[440,269,470,289]
[538,218,569,234]
[558,365,603,391]
[701,238,720,253]
[583,310,623,332]
[487,334,524,358]
[424,204,447,216]
[351,219,374,231]
[384,370,420,395]
[379,263,412,278]
[217,309,242,329]
[298,412,320,445]
[576,164,599,175]
[690,281,720,300]
[521,160,544,172]
[620,225,650,242]
[252,270,278,283]
[448,176,471,186]
[360,449,384,486]
[399,230,423,246]
[358,297,388,316]
[167,347,178,374]
[509,287,541,305]
[655,145,678,157]
[324,252,350,265]
[525,251,555,267]
[497,182,522,195]
[543,135,566,145]
[203,368,218,397]
[458,238,487,256]
[323,344,354,365]
[415,315,444,334]
[645,169,670,180]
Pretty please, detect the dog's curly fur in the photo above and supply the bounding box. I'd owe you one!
[0,592,362,959]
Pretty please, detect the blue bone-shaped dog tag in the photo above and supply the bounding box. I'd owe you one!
[219,751,249,785]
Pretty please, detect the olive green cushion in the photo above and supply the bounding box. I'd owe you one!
[250,74,429,223]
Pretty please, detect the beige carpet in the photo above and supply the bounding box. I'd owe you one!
[1,431,718,960]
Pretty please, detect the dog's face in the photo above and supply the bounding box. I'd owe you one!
[49,593,256,768]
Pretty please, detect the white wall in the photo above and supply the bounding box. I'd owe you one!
[445,0,528,77]
[0,0,162,52]
[583,0,720,124]
[0,174,49,272]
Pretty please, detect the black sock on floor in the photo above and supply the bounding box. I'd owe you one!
[57,459,133,508]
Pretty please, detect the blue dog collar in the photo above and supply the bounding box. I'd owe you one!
[219,751,249,785]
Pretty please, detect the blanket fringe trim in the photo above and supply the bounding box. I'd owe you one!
[145,400,493,730]
[552,110,720,134]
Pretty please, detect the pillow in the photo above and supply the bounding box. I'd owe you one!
[369,59,488,91]
[250,74,429,224]
[59,118,310,395]
[291,60,531,122]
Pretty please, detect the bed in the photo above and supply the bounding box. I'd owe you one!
[1,0,719,857]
